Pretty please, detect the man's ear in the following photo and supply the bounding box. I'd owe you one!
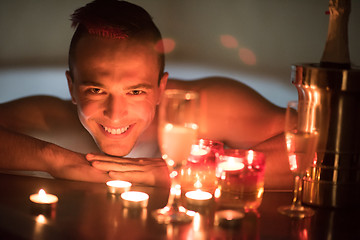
[157,72,168,105]
[65,70,77,105]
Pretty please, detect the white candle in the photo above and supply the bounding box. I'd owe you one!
[185,189,212,206]
[217,157,245,171]
[30,189,58,204]
[191,146,209,156]
[121,191,149,208]
[106,180,132,194]
[188,145,210,163]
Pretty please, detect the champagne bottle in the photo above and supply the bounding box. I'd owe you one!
[320,0,351,69]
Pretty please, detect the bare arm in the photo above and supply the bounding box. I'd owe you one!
[0,96,110,182]
[251,133,293,190]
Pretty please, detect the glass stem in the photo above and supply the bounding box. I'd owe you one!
[292,175,303,209]
[168,179,182,209]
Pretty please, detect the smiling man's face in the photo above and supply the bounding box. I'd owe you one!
[67,35,168,156]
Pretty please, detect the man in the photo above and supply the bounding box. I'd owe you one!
[0,0,292,189]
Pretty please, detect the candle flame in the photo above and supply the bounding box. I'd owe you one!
[194,179,203,189]
[39,189,46,198]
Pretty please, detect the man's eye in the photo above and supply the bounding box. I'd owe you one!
[89,88,104,94]
[130,90,145,95]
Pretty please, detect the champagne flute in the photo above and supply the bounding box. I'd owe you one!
[152,89,199,223]
[278,100,319,218]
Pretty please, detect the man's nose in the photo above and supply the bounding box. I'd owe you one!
[103,95,128,121]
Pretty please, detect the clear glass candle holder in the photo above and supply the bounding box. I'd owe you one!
[181,139,224,194]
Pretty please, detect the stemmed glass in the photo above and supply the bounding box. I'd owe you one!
[278,100,319,218]
[152,89,199,223]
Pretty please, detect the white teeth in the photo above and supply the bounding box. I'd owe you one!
[103,125,129,135]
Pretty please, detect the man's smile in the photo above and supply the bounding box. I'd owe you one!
[100,124,131,136]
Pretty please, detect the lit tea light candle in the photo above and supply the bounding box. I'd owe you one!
[185,189,213,206]
[217,157,245,171]
[30,189,58,214]
[214,210,245,228]
[30,189,58,204]
[106,180,132,194]
[121,191,149,208]
[191,146,208,156]
[188,145,209,163]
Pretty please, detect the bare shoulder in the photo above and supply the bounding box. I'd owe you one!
[0,95,99,153]
[0,95,77,133]
[167,77,285,147]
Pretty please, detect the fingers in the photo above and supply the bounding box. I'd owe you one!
[86,154,166,170]
[91,161,145,172]
[86,154,144,166]
[86,153,164,164]
[86,153,128,163]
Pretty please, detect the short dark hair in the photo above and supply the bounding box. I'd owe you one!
[68,0,165,82]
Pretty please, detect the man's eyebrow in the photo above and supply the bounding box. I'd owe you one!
[78,82,154,90]
[79,81,104,87]
[124,83,154,90]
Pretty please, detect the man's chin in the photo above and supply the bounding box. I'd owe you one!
[96,143,133,157]
[101,148,132,157]
[92,131,139,157]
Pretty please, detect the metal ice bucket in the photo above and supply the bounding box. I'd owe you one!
[292,63,360,208]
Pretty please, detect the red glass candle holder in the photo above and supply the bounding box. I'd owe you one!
[215,149,265,211]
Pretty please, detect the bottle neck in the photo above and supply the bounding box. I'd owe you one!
[320,0,351,68]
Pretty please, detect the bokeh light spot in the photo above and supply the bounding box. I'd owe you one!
[238,47,257,66]
[155,38,176,54]
[220,34,238,49]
